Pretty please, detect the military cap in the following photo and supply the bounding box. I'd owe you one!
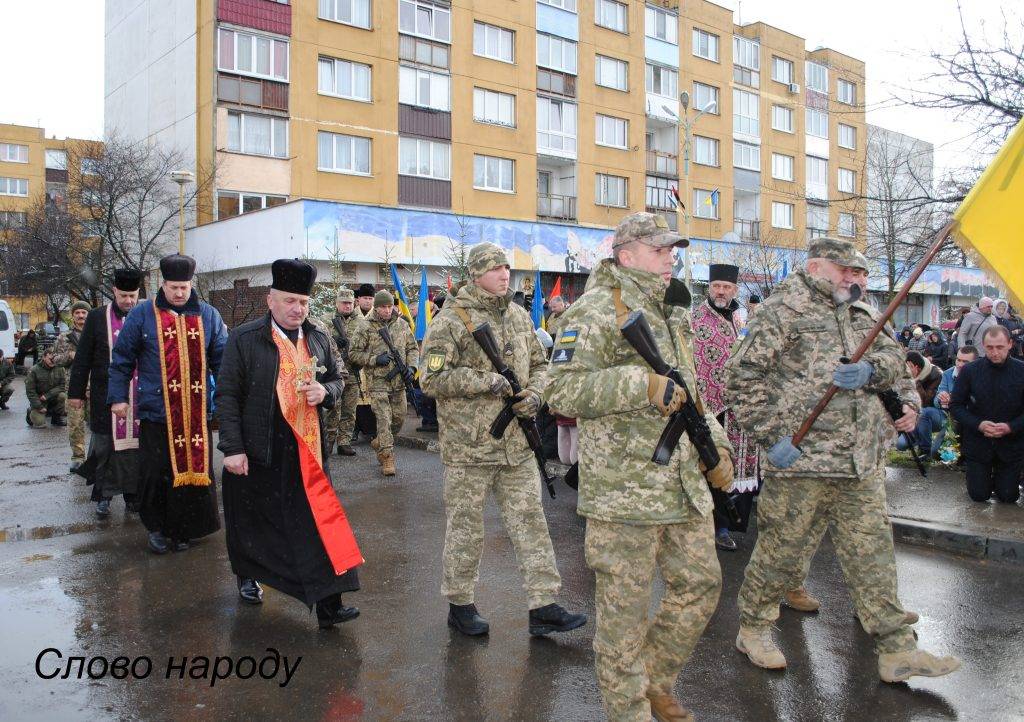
[807,237,861,268]
[70,301,91,314]
[113,268,143,292]
[612,212,688,249]
[374,289,395,308]
[336,286,354,302]
[271,258,317,296]
[467,242,510,279]
[851,251,870,272]
[159,253,196,282]
[355,283,376,298]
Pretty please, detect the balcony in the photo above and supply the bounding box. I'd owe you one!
[646,150,678,177]
[734,219,760,242]
[644,208,677,230]
[807,227,829,241]
[537,193,577,222]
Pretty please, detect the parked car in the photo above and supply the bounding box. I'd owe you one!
[34,321,69,352]
[0,300,15,358]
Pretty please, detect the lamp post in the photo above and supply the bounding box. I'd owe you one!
[170,170,195,254]
[677,92,716,284]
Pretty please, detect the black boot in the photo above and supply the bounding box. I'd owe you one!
[337,444,356,456]
[448,603,489,636]
[171,539,190,552]
[238,576,263,605]
[51,416,67,427]
[528,603,587,636]
[148,531,170,554]
[316,594,359,629]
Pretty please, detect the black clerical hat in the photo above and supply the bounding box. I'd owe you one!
[271,259,317,296]
[159,254,196,282]
[354,283,376,298]
[708,263,739,285]
[113,268,143,292]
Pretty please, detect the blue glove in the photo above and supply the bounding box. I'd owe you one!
[832,360,874,389]
[767,436,802,468]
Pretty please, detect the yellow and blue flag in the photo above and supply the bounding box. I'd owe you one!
[704,188,720,207]
[389,264,414,330]
[414,266,432,341]
[531,269,545,330]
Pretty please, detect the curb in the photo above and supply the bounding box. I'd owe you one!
[890,517,1024,564]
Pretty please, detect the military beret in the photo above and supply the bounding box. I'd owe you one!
[807,237,861,268]
[467,242,510,280]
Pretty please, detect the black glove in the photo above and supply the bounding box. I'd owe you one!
[375,352,392,367]
[403,366,416,384]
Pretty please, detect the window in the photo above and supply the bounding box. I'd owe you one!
[645,64,678,98]
[537,34,577,74]
[838,123,856,149]
[398,137,450,180]
[646,175,674,210]
[539,0,576,11]
[473,87,516,127]
[227,112,288,158]
[318,0,371,29]
[838,212,856,237]
[838,168,856,193]
[318,57,371,102]
[733,36,759,87]
[595,173,627,207]
[0,144,28,163]
[733,89,759,136]
[694,189,718,219]
[693,82,718,113]
[806,156,828,188]
[537,97,577,155]
[595,55,628,91]
[216,191,287,218]
[694,136,719,167]
[692,28,719,61]
[772,201,794,229]
[218,28,289,82]
[806,108,828,138]
[473,22,514,63]
[318,132,371,175]
[645,7,678,44]
[474,155,515,192]
[399,0,450,43]
[399,66,450,111]
[0,177,28,196]
[772,56,793,84]
[595,0,627,33]
[81,158,102,175]
[838,79,856,104]
[45,150,67,170]
[772,105,793,133]
[398,35,449,69]
[771,153,794,181]
[733,141,760,171]
[595,114,628,149]
[0,210,27,228]
[806,61,828,93]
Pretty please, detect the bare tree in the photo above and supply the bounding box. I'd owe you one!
[721,228,803,300]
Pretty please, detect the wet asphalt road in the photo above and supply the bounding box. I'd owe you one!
[0,379,1022,721]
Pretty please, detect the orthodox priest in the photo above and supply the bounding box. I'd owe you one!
[69,269,143,517]
[216,259,363,629]
[108,254,227,554]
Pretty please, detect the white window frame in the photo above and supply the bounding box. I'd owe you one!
[838,123,856,149]
[771,105,793,133]
[217,27,289,83]
[771,153,794,181]
[733,141,760,171]
[595,114,628,149]
[771,56,793,84]
[473,87,516,127]
[399,0,450,43]
[473,21,514,64]
[0,144,28,163]
[806,108,828,139]
[473,154,515,193]
[838,212,856,238]
[733,36,760,70]
[733,88,759,137]
[216,190,288,219]
[806,156,828,188]
[398,137,450,180]
[595,55,628,91]
[45,150,67,170]
[694,189,718,220]
[318,0,372,29]
[0,177,28,197]
[806,61,828,93]
[645,6,678,45]
[318,56,372,102]
[693,82,719,114]
[537,34,577,74]
[838,79,856,105]
[399,65,450,111]
[595,0,627,33]
[838,168,856,194]
[595,173,628,208]
[692,28,719,62]
[646,63,678,98]
[538,0,577,11]
[694,136,719,167]
[227,112,289,159]
[318,131,371,175]
[771,201,794,229]
[0,210,27,228]
[537,97,578,156]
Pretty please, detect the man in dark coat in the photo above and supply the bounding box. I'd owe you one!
[216,259,363,629]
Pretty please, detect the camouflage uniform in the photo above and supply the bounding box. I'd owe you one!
[53,324,87,461]
[724,238,916,656]
[0,358,14,408]
[26,361,67,427]
[321,290,365,451]
[545,213,731,722]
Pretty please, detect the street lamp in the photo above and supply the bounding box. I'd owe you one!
[170,169,195,254]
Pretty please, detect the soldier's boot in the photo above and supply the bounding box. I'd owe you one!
[783,587,820,613]
[448,603,489,636]
[528,604,587,636]
[370,437,381,452]
[736,626,787,670]
[878,649,960,683]
[645,692,694,722]
[379,451,396,476]
[337,444,356,456]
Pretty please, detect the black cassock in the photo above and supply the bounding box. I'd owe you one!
[223,401,359,606]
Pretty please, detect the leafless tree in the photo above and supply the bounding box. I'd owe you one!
[721,228,803,300]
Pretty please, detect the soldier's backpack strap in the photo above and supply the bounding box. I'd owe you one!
[611,287,631,328]
[452,306,475,335]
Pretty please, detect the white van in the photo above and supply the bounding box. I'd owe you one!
[0,300,14,359]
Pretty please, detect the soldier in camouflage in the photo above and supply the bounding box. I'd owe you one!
[323,287,364,456]
[420,242,586,639]
[53,300,91,468]
[724,237,960,683]
[0,349,14,410]
[26,348,67,428]
[546,212,734,722]
[349,290,418,476]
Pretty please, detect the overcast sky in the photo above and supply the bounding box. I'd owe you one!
[3,0,1012,176]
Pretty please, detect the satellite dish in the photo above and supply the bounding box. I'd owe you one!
[721,231,741,244]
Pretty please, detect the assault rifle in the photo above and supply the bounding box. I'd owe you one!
[331,315,351,363]
[378,326,416,396]
[879,388,928,477]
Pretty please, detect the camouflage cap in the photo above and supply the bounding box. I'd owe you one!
[612,212,688,249]
[467,242,510,279]
[336,286,354,302]
[373,289,395,308]
[807,236,861,268]
[851,251,870,272]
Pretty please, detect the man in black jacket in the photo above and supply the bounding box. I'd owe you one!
[950,325,1024,503]
[215,259,363,629]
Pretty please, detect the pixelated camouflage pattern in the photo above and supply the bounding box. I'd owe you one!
[612,211,685,249]
[348,309,419,392]
[311,314,354,449]
[466,242,510,279]
[806,236,862,267]
[53,329,87,458]
[367,387,406,454]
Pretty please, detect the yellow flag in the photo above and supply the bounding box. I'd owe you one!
[953,119,1024,307]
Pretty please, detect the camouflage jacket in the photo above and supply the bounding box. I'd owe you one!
[307,316,350,387]
[52,328,82,369]
[0,359,14,386]
[348,309,419,392]
[25,362,67,409]
[546,310,567,340]
[420,283,548,467]
[723,267,905,479]
[322,312,365,376]
[544,260,731,524]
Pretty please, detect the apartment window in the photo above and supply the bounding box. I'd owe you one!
[216,190,287,219]
[694,136,719,167]
[218,28,289,82]
[693,82,719,113]
[646,64,678,98]
[0,144,28,163]
[318,57,371,102]
[694,189,718,219]
[771,56,793,84]
[318,131,371,174]
[772,105,793,133]
[45,150,67,170]
[537,97,577,155]
[806,61,828,93]
[838,168,856,193]
[838,79,856,105]
[473,155,515,193]
[646,175,674,210]
[596,55,628,91]
[692,28,719,61]
[806,156,828,186]
[399,35,449,69]
[595,114,628,149]
[0,177,28,196]
[398,137,450,180]
[537,34,577,74]
[771,153,794,181]
[733,36,760,86]
[806,108,828,138]
[473,87,516,127]
[595,0,627,33]
[645,7,678,44]
[838,212,856,237]
[807,202,828,232]
[473,22,514,63]
[81,158,102,175]
[733,141,760,171]
[838,123,856,149]
[539,0,577,11]
[772,201,794,229]
[318,0,371,29]
[399,0,450,43]
[399,66,450,111]
[733,89,759,137]
[595,173,627,207]
[227,112,288,158]
[0,211,27,228]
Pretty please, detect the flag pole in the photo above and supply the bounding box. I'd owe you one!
[792,220,958,446]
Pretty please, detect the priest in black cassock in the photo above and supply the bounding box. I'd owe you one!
[216,259,364,629]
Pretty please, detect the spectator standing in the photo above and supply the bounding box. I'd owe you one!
[898,352,946,458]
[923,330,950,370]
[994,299,1023,358]
[958,297,998,355]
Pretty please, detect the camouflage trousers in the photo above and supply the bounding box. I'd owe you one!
[368,388,406,454]
[1,382,13,406]
[326,378,360,449]
[585,516,721,722]
[29,393,66,427]
[68,402,88,461]
[738,468,916,654]
[442,458,561,609]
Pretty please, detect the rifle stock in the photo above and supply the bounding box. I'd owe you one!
[377,326,415,395]
[878,388,928,477]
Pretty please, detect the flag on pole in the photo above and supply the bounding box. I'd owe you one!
[548,276,562,302]
[414,266,431,341]
[952,119,1024,307]
[704,188,720,207]
[389,264,414,330]
[531,269,545,330]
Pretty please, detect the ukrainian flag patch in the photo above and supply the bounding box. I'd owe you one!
[558,329,579,345]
